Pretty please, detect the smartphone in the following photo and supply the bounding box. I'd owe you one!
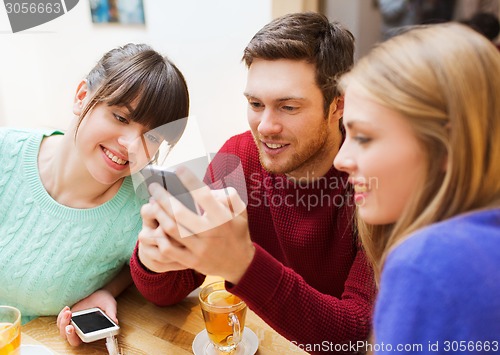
[70,308,120,343]
[141,165,198,213]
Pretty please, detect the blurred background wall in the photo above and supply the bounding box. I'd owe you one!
[0,0,272,154]
[1,0,497,156]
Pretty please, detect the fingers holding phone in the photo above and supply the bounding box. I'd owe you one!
[137,219,191,273]
[70,308,120,343]
[150,167,246,239]
[141,166,198,214]
[57,306,83,347]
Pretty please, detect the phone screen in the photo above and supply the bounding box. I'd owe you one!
[71,310,116,333]
[142,166,198,213]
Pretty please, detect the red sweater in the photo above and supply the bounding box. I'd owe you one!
[131,131,375,353]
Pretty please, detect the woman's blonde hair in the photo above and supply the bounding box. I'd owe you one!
[341,23,500,282]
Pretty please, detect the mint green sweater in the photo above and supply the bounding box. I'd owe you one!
[0,128,145,324]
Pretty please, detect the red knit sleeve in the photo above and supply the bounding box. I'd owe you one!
[226,244,375,354]
[130,243,205,306]
[129,136,244,306]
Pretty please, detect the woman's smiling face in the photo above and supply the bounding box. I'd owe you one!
[74,100,163,185]
[334,82,427,225]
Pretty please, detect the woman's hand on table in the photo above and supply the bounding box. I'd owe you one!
[56,289,118,346]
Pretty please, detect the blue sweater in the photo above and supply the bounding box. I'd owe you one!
[0,128,145,323]
[374,208,500,354]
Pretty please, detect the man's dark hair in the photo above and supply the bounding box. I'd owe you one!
[242,12,354,115]
[463,12,500,41]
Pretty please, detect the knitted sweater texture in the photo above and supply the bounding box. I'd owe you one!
[374,209,500,354]
[131,131,375,353]
[0,128,144,323]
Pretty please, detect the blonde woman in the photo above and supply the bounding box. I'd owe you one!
[334,23,500,353]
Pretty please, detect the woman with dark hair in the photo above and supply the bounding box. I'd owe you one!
[0,43,189,345]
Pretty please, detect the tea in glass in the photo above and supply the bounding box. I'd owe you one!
[0,306,21,355]
[199,282,247,353]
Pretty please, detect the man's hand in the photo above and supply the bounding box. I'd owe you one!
[137,200,191,273]
[139,167,255,284]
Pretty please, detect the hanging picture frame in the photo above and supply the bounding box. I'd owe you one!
[89,0,145,25]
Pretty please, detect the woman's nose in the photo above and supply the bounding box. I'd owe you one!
[118,134,136,149]
[118,128,146,155]
[334,143,356,174]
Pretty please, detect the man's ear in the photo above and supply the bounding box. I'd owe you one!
[73,80,89,116]
[328,96,344,123]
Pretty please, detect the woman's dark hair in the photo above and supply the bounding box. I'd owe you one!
[78,43,189,143]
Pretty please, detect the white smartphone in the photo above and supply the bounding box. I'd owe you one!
[70,308,120,343]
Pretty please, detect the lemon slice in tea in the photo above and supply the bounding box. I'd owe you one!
[206,290,238,307]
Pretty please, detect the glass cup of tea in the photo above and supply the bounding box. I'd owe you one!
[0,306,21,355]
[199,281,247,353]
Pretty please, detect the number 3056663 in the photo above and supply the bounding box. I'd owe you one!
[5,2,62,14]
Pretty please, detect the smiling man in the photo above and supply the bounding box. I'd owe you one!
[244,58,340,179]
[131,12,375,354]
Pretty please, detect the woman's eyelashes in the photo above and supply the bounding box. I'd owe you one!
[113,113,129,124]
[144,132,161,144]
[353,135,372,144]
[345,127,372,145]
[112,113,161,145]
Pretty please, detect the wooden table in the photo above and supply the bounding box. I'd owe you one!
[22,276,306,354]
